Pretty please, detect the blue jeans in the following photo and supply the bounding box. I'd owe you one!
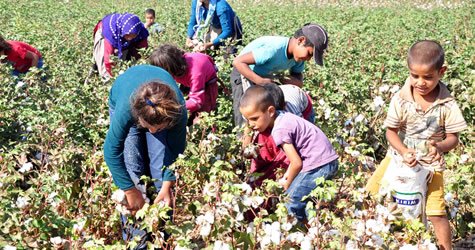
[285,159,339,221]
[306,106,316,124]
[109,109,169,249]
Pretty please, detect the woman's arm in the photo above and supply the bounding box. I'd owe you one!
[186,71,208,113]
[212,4,234,46]
[187,0,199,39]
[104,104,145,213]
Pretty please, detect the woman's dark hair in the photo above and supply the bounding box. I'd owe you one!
[131,81,183,129]
[0,35,12,53]
[149,44,187,77]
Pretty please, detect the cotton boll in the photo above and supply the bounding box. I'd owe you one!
[199,223,212,237]
[459,154,469,164]
[15,81,25,88]
[301,236,313,250]
[241,195,252,207]
[390,85,400,93]
[379,84,390,93]
[260,235,271,248]
[324,108,331,120]
[399,244,418,250]
[351,150,360,158]
[373,96,385,109]
[354,114,365,123]
[50,236,65,246]
[237,183,252,195]
[251,196,264,208]
[19,162,33,173]
[270,222,281,244]
[111,189,126,204]
[16,196,29,209]
[282,222,292,232]
[246,223,254,234]
[444,193,453,203]
[287,232,304,244]
[236,212,244,221]
[345,240,358,250]
[422,239,438,250]
[204,211,215,224]
[115,204,131,215]
[213,241,230,250]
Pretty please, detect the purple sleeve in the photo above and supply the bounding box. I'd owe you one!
[272,117,294,147]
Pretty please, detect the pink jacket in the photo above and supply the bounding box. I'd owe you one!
[174,53,218,113]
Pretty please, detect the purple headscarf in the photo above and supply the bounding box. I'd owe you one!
[101,12,149,58]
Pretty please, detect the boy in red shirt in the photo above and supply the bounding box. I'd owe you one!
[0,35,43,76]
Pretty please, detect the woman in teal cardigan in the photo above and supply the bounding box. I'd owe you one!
[103,64,187,245]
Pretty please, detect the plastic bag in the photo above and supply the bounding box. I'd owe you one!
[379,157,433,224]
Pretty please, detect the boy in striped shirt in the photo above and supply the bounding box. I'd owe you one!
[366,40,467,250]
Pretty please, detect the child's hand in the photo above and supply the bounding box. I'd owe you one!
[243,143,259,159]
[186,38,195,48]
[279,76,303,87]
[258,78,274,85]
[401,148,417,167]
[427,140,442,164]
[279,173,291,190]
[193,43,206,52]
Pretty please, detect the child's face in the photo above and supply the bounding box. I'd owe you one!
[240,104,275,133]
[123,33,138,41]
[293,37,315,62]
[145,13,155,24]
[408,63,446,97]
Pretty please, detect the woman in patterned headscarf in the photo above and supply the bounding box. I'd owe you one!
[93,13,149,81]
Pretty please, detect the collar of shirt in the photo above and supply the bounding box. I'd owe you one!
[398,77,454,111]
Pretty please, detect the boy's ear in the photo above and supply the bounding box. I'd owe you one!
[296,36,306,45]
[268,105,276,117]
[438,66,447,76]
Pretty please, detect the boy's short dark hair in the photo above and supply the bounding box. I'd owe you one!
[0,35,11,53]
[240,85,275,111]
[145,8,156,17]
[407,40,445,70]
[263,83,285,110]
[149,44,187,77]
